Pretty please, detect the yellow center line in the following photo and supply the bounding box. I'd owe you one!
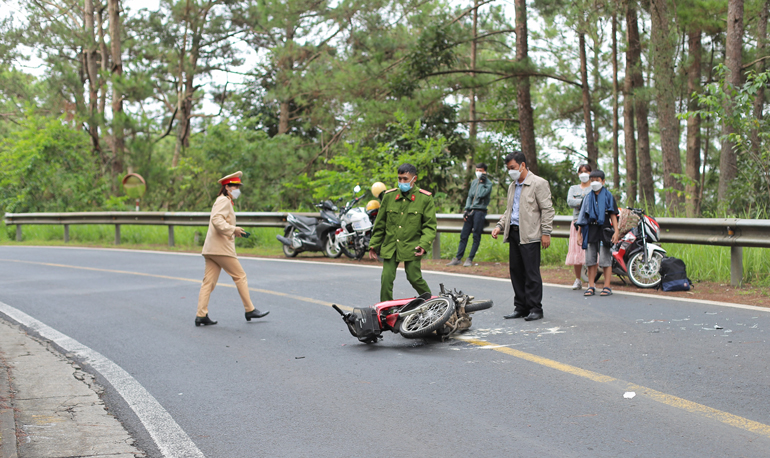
[3,257,768,438]
[457,337,616,383]
[0,258,353,312]
[455,336,770,438]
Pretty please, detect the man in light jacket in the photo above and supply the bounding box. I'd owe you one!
[491,151,555,321]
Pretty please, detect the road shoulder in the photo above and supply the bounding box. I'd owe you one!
[0,318,145,458]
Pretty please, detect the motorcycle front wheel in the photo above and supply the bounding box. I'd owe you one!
[282,228,299,258]
[627,250,664,288]
[464,300,493,313]
[323,232,343,258]
[339,237,356,259]
[399,297,456,339]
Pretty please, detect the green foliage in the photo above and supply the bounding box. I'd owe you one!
[0,114,108,213]
[299,112,450,201]
[536,156,580,215]
[686,66,770,216]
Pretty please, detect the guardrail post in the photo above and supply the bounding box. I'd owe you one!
[64,224,69,243]
[432,233,441,260]
[168,225,175,247]
[15,225,21,242]
[115,224,121,245]
[730,246,743,287]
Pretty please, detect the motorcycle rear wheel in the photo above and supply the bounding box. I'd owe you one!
[399,297,455,339]
[282,228,299,258]
[580,265,603,284]
[627,251,664,288]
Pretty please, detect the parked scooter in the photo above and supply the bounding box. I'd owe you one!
[335,185,374,260]
[276,200,342,258]
[333,283,493,343]
[582,208,666,288]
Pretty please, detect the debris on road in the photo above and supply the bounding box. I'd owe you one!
[624,392,636,399]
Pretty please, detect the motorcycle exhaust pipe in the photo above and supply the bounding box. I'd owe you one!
[276,235,292,246]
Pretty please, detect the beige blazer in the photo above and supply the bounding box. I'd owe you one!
[202,196,237,257]
[495,172,555,244]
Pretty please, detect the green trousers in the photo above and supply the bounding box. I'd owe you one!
[380,257,431,302]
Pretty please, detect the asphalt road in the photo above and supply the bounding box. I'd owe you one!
[1,246,769,458]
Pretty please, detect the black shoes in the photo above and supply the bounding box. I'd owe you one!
[524,311,544,321]
[503,310,544,321]
[245,309,270,321]
[504,311,528,319]
[195,314,217,326]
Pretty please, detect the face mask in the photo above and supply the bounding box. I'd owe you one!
[230,188,241,200]
[579,173,590,183]
[508,168,521,182]
[475,171,483,179]
[398,178,413,193]
[590,181,603,192]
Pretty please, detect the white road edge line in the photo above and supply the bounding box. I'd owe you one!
[0,300,205,458]
[3,245,768,312]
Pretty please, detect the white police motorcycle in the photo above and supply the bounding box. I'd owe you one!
[334,185,377,260]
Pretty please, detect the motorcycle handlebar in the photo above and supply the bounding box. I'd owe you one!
[332,304,346,316]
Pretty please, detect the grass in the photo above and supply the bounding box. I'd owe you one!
[1,222,286,255]
[2,221,768,286]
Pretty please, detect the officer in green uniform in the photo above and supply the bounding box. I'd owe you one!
[369,163,437,302]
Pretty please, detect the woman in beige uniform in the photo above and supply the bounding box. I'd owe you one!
[195,171,269,326]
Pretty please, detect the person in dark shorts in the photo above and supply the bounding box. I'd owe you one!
[576,170,620,297]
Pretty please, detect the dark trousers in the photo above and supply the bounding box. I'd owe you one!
[456,210,487,260]
[508,226,543,314]
[380,258,431,302]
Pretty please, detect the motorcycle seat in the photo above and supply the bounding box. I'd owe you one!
[294,215,319,226]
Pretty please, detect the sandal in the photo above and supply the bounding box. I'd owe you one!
[600,287,613,296]
[584,287,596,296]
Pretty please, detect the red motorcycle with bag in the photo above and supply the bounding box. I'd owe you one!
[581,207,666,288]
[333,284,493,343]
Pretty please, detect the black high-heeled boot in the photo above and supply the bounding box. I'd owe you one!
[195,314,218,326]
[245,309,269,321]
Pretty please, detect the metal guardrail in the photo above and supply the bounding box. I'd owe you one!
[5,212,769,286]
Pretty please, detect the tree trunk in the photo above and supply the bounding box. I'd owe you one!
[750,1,768,187]
[718,0,744,203]
[650,0,684,213]
[84,0,101,157]
[464,0,479,191]
[685,30,702,217]
[612,14,620,190]
[97,2,108,117]
[172,17,202,168]
[579,32,598,168]
[108,0,124,177]
[627,6,654,207]
[278,101,291,134]
[623,2,638,207]
[515,0,537,173]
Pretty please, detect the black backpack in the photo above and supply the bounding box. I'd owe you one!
[658,257,692,292]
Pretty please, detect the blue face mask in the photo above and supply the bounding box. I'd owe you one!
[398,178,413,193]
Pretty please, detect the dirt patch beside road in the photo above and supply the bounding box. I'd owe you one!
[251,252,770,308]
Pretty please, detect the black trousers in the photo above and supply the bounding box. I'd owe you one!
[455,210,487,260]
[508,225,543,314]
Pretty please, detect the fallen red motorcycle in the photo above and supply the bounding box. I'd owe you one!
[333,284,493,343]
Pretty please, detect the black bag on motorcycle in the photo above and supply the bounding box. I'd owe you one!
[344,307,381,342]
[658,257,692,292]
